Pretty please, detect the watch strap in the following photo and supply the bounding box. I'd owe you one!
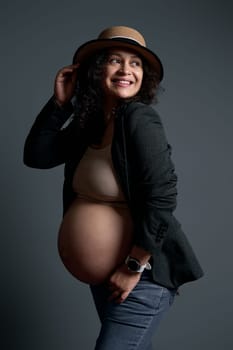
[125,256,152,272]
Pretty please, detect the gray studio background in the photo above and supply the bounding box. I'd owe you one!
[1,0,233,349]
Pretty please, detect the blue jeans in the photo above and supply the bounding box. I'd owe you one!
[90,270,177,350]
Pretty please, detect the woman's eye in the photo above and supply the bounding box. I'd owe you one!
[109,58,120,64]
[131,60,141,67]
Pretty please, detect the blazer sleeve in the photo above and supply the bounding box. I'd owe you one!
[23,97,76,169]
[125,103,178,254]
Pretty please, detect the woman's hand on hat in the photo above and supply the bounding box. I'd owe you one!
[54,63,79,107]
[107,264,141,304]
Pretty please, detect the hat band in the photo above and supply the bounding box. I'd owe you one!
[106,37,143,48]
[108,36,143,46]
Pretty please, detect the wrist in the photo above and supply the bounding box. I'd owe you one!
[125,255,152,273]
[128,245,151,265]
[53,96,66,108]
[52,96,73,113]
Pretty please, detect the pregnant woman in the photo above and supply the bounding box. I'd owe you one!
[24,26,203,350]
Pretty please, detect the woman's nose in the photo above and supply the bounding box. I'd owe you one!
[119,62,131,74]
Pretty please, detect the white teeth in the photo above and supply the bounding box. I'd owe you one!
[114,80,131,85]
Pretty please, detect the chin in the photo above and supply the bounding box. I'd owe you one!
[115,92,136,100]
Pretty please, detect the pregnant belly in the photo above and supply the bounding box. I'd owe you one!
[57,198,134,285]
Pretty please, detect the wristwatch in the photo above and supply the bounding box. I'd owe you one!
[125,256,152,273]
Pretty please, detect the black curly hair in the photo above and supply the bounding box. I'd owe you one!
[73,49,161,144]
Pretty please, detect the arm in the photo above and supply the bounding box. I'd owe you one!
[24,63,80,169]
[108,104,177,302]
[23,97,75,168]
[127,103,177,253]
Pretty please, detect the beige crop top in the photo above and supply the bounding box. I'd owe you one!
[72,144,127,206]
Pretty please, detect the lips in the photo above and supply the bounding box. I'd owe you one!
[112,79,133,86]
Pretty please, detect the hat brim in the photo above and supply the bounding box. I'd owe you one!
[72,38,164,81]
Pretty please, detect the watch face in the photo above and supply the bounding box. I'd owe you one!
[127,259,140,272]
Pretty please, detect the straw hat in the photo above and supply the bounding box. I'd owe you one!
[72,26,164,81]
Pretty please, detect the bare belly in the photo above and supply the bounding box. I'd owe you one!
[57,198,134,285]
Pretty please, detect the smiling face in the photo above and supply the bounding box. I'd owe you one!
[101,48,144,108]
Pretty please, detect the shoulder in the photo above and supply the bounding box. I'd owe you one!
[120,102,163,133]
[123,101,159,116]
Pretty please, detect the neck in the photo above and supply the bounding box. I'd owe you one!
[104,101,117,123]
[103,95,116,111]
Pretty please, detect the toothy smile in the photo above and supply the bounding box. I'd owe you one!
[112,79,133,86]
